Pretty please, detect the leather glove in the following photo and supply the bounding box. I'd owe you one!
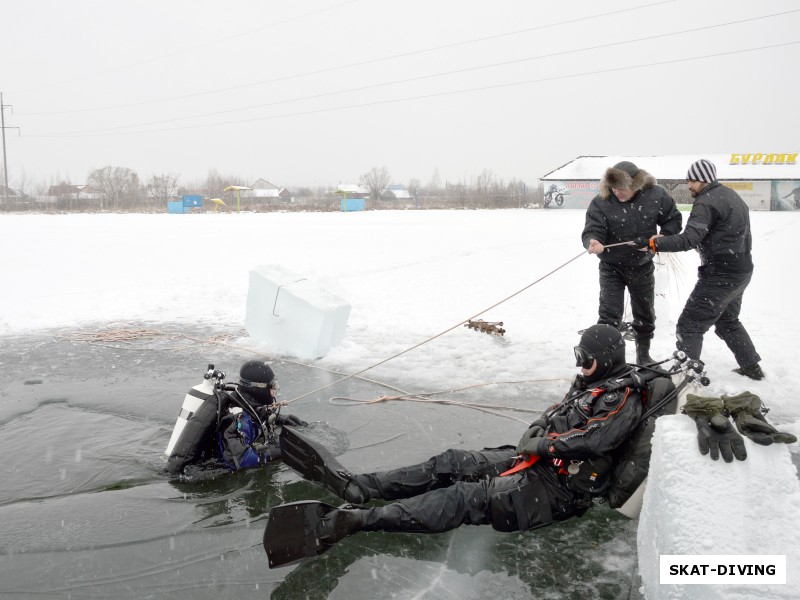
[723,392,797,446]
[276,413,308,427]
[683,394,747,462]
[515,419,548,456]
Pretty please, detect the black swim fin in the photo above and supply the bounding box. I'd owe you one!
[279,426,358,500]
[263,500,337,568]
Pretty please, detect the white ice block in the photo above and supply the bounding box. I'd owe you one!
[638,415,800,599]
[245,265,351,359]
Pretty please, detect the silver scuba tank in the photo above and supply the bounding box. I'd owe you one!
[164,365,224,474]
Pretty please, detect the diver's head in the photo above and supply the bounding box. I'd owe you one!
[239,359,277,404]
[574,325,626,384]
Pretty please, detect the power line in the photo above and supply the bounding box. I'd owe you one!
[26,40,799,139]
[34,9,800,134]
[9,0,362,96]
[17,0,677,115]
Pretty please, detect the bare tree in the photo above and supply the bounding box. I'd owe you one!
[147,173,180,205]
[428,168,442,193]
[12,168,34,199]
[360,166,391,201]
[87,166,140,210]
[203,169,229,200]
[507,178,527,207]
[180,169,247,204]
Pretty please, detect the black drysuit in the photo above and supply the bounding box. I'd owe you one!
[582,185,682,342]
[654,181,760,366]
[354,368,643,534]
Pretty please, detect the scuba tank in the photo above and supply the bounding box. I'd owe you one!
[164,365,225,475]
[610,353,709,518]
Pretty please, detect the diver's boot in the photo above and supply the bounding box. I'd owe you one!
[316,505,365,546]
[635,338,655,365]
[342,475,378,504]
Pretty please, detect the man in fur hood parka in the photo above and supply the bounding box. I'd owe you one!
[581,160,682,365]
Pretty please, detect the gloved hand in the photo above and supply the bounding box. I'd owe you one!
[723,392,797,446]
[276,413,308,427]
[682,394,747,462]
[515,419,548,456]
[630,236,650,250]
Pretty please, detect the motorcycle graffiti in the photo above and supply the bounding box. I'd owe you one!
[543,184,566,208]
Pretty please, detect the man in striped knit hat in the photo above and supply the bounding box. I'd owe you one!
[644,159,763,380]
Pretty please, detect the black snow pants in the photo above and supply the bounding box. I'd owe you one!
[676,268,761,366]
[597,260,656,341]
[357,448,586,534]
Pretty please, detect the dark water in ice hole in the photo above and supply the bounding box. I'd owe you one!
[0,323,645,599]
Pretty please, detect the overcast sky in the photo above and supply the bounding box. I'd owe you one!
[2,0,798,190]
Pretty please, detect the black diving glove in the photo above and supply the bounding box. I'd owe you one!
[515,419,548,456]
[683,394,747,462]
[276,413,308,427]
[723,392,797,446]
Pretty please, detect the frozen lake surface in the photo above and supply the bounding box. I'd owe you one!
[0,324,643,599]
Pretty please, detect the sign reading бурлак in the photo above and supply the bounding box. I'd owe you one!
[660,555,786,584]
[730,153,797,164]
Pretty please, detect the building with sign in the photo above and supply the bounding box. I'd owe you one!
[541,154,800,211]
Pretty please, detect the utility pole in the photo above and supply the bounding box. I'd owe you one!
[1,92,9,204]
[0,93,18,205]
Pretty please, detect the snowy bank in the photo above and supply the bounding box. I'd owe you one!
[639,415,800,599]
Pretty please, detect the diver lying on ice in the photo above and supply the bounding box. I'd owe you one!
[164,359,307,475]
[262,325,795,568]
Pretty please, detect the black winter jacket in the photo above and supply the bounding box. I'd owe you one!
[654,181,753,274]
[582,185,682,266]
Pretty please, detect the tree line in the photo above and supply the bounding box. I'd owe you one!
[0,164,541,212]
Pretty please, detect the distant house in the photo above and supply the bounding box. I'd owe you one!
[244,178,292,202]
[0,184,20,199]
[46,184,81,199]
[380,184,412,201]
[335,183,368,199]
[45,184,101,200]
[77,184,102,200]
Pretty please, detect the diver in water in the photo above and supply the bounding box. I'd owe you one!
[218,360,307,470]
[164,359,307,475]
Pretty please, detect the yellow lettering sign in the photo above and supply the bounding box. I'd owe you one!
[729,153,798,165]
[723,182,753,191]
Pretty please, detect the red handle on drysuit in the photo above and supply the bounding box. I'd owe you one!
[499,455,540,476]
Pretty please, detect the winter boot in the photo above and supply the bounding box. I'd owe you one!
[733,363,765,381]
[635,338,655,365]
